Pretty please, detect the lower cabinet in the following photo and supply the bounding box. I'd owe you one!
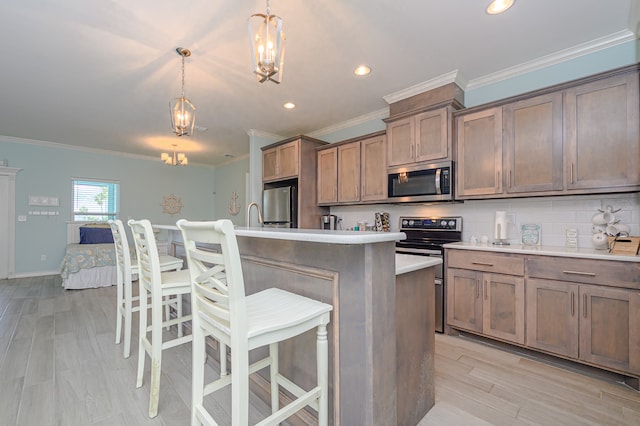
[447,268,525,345]
[527,278,640,375]
[447,248,640,382]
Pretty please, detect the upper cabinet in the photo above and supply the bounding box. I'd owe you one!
[455,107,503,197]
[564,73,640,190]
[261,136,329,229]
[455,65,640,200]
[317,132,387,206]
[387,106,452,167]
[262,140,299,182]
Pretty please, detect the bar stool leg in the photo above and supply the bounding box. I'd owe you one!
[318,324,329,426]
[270,342,279,413]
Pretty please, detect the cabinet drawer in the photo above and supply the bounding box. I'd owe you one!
[526,256,640,289]
[447,250,524,276]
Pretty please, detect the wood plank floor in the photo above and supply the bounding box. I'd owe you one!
[1,275,639,425]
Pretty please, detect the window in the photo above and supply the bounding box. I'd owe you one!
[72,178,120,221]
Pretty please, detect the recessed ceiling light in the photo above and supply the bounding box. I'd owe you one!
[354,65,371,76]
[486,0,515,14]
[283,102,296,109]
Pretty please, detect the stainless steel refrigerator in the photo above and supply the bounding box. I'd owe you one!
[262,186,297,228]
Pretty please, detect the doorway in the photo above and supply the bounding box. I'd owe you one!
[0,167,20,279]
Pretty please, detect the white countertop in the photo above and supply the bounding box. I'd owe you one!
[396,253,442,275]
[443,241,640,262]
[154,224,406,245]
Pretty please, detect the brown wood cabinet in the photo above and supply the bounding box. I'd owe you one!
[316,132,387,205]
[447,247,640,385]
[455,65,640,200]
[503,92,563,194]
[262,140,299,182]
[564,72,640,190]
[526,255,640,377]
[317,147,338,204]
[455,107,503,197]
[337,142,361,203]
[387,107,451,167]
[261,136,329,229]
[446,250,525,345]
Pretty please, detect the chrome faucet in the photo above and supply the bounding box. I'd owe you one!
[246,202,264,227]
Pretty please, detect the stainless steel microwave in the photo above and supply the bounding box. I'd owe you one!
[387,161,454,202]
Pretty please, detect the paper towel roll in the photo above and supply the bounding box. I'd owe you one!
[494,211,508,240]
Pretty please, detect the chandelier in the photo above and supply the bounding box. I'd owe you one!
[170,47,196,136]
[161,144,188,166]
[248,0,285,84]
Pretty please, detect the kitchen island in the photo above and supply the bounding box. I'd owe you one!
[159,225,441,425]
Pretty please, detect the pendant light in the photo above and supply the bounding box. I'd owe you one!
[248,0,285,84]
[161,144,188,166]
[170,47,196,136]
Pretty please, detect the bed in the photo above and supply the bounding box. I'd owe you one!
[60,223,117,290]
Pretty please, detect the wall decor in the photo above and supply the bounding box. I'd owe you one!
[161,193,183,215]
[227,191,241,216]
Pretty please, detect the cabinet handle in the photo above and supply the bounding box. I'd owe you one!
[571,291,575,316]
[496,170,500,189]
[472,261,494,267]
[583,294,587,318]
[410,144,414,159]
[562,270,596,277]
[476,280,480,298]
[508,170,512,189]
[484,280,487,300]
[570,163,574,184]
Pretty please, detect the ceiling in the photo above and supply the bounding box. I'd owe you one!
[0,0,637,166]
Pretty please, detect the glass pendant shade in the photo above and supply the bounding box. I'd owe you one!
[170,47,196,136]
[170,96,196,137]
[248,0,285,84]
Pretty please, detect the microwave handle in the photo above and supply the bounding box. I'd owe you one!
[435,168,442,195]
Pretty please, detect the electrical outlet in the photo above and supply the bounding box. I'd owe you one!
[40,254,46,261]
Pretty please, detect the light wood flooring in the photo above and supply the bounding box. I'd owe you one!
[1,275,639,425]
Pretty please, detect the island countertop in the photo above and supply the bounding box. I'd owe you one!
[154,224,406,245]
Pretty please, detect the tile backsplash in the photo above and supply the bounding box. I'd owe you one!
[330,192,640,249]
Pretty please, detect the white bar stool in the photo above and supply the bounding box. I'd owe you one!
[128,218,193,418]
[109,219,184,358]
[177,219,333,426]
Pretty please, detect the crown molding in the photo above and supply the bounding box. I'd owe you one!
[307,108,389,138]
[382,70,468,105]
[246,129,284,141]
[466,30,636,90]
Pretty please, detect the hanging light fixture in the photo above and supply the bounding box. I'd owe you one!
[248,0,285,84]
[161,144,188,166]
[170,47,196,136]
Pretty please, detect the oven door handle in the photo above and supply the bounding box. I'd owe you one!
[396,247,443,256]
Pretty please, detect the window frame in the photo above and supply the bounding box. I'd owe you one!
[71,177,120,222]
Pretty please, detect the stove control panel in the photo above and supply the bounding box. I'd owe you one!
[399,217,462,231]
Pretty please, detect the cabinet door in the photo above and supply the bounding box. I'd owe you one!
[262,147,278,181]
[482,273,525,344]
[415,108,448,162]
[360,135,387,202]
[337,142,361,203]
[503,93,563,193]
[317,147,337,205]
[387,117,414,167]
[456,107,503,197]
[526,278,579,358]
[277,141,299,179]
[564,73,640,190]
[579,285,640,375]
[446,268,482,333]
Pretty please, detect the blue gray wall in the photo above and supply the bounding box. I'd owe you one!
[2,139,216,275]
